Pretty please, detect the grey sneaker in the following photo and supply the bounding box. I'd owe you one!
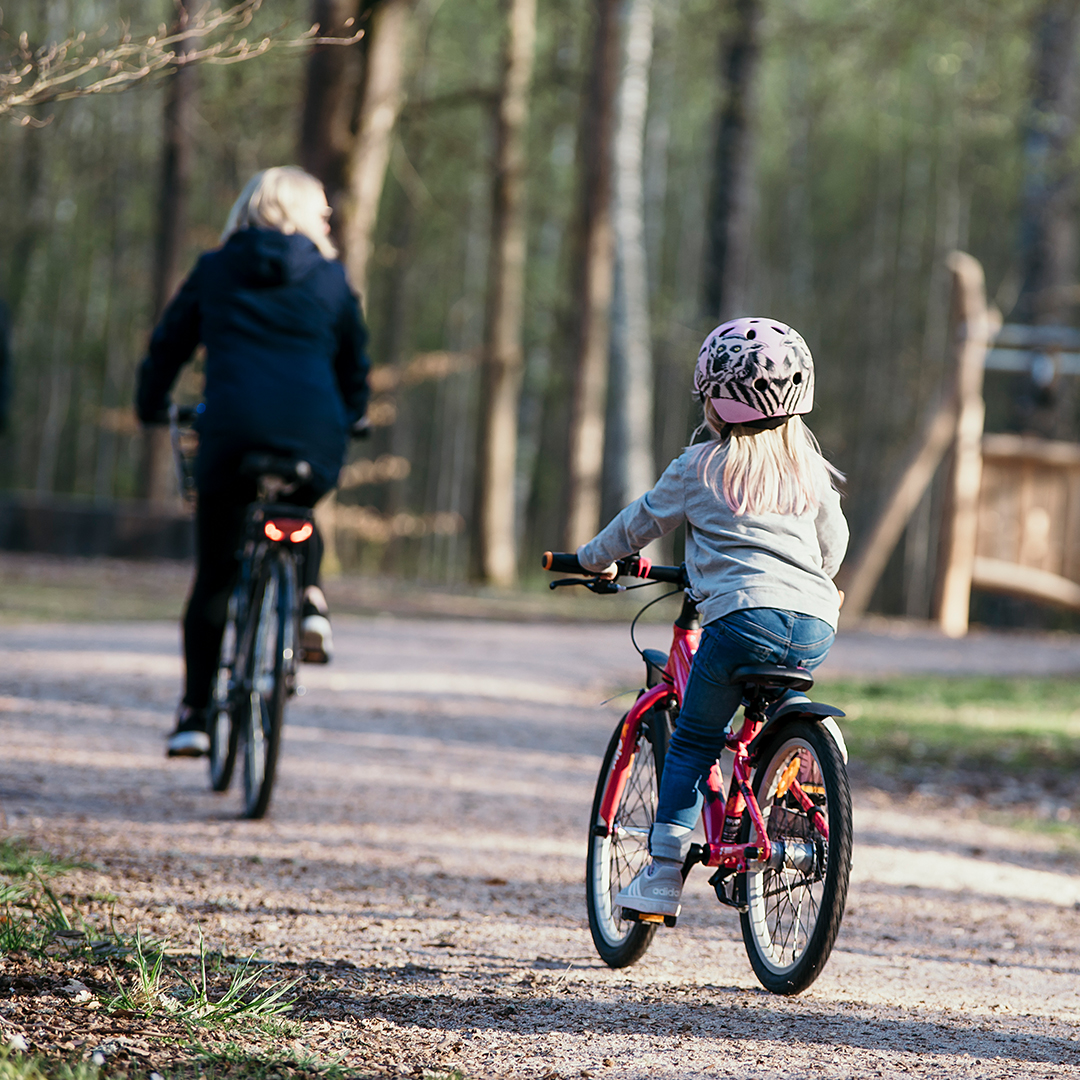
[167,706,209,758]
[615,860,683,918]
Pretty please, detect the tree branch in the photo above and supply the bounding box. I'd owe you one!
[0,0,362,122]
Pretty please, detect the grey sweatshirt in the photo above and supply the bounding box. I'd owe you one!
[577,442,849,628]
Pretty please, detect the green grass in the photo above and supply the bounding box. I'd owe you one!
[0,1048,101,1080]
[107,931,298,1030]
[816,675,1080,776]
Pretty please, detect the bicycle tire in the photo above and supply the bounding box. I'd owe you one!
[208,595,240,792]
[585,705,671,968]
[239,552,290,819]
[738,719,852,995]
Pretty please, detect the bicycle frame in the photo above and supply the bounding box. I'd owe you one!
[597,596,827,877]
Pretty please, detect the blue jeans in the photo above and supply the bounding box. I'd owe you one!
[650,608,835,861]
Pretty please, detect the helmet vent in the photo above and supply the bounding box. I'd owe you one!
[754,377,768,391]
[745,329,756,340]
[792,371,802,384]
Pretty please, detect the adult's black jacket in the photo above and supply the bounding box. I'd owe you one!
[136,227,370,495]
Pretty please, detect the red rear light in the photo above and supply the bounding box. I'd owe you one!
[263,518,312,543]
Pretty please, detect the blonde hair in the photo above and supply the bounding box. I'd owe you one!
[699,399,844,516]
[221,167,337,259]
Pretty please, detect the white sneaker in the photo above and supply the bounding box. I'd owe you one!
[300,585,333,663]
[615,860,683,918]
[166,707,209,758]
[300,614,333,664]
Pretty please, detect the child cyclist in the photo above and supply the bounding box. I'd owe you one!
[576,318,848,920]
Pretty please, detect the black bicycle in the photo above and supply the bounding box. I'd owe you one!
[172,406,313,819]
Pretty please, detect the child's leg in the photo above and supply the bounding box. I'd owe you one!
[650,609,835,862]
[650,625,747,861]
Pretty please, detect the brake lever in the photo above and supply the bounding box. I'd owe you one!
[548,577,625,593]
[588,579,625,593]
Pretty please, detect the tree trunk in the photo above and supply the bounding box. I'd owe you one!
[604,0,656,522]
[141,0,198,503]
[475,0,537,586]
[342,0,414,300]
[701,0,763,322]
[299,0,364,215]
[564,0,620,550]
[1014,0,1080,437]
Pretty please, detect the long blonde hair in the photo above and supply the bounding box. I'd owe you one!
[221,167,337,259]
[699,399,844,516]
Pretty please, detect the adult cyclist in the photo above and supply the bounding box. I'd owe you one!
[136,166,371,758]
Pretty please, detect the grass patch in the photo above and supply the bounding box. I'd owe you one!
[0,838,92,957]
[108,932,298,1031]
[0,1048,100,1080]
[816,675,1080,777]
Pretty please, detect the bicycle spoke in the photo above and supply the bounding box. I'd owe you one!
[741,727,850,991]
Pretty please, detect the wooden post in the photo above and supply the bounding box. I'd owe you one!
[932,252,994,637]
[838,400,957,620]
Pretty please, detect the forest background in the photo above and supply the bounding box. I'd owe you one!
[0,0,1073,623]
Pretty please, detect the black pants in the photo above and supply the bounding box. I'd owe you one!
[182,480,324,709]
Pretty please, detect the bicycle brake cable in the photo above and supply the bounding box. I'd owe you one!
[629,587,683,660]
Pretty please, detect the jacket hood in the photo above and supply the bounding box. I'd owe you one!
[224,227,326,287]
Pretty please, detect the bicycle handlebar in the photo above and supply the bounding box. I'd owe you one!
[541,551,688,588]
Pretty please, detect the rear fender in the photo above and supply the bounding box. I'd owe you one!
[747,701,848,764]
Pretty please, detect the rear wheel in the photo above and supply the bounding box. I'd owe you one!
[739,720,852,995]
[239,555,290,819]
[208,594,239,792]
[585,706,671,968]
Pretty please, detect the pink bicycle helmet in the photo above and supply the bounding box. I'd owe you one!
[694,317,814,425]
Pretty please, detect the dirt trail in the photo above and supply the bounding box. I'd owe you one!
[1,615,1079,1078]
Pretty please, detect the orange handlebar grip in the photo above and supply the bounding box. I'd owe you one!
[541,551,554,570]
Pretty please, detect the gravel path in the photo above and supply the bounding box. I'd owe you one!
[1,614,1079,1078]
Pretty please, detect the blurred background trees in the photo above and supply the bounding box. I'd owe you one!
[0,0,1073,619]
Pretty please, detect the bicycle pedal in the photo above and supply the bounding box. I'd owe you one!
[622,908,678,928]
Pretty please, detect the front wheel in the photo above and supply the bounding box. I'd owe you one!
[585,706,671,968]
[739,719,852,995]
[239,554,291,819]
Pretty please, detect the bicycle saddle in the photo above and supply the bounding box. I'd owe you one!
[730,664,814,693]
[239,453,312,485]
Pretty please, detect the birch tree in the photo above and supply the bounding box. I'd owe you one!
[604,0,656,520]
[342,0,415,300]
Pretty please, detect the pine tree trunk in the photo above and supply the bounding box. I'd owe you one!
[475,0,538,586]
[299,0,364,214]
[701,0,763,322]
[604,0,655,521]
[142,0,198,503]
[1014,0,1080,437]
[564,0,620,550]
[342,0,414,300]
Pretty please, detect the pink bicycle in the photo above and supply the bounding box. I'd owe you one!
[543,551,852,995]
